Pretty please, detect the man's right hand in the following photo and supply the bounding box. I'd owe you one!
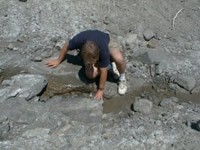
[45,59,61,68]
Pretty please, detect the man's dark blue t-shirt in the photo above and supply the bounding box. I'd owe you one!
[68,30,110,68]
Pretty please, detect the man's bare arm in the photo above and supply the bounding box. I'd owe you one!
[46,42,69,68]
[98,67,107,89]
[94,67,108,100]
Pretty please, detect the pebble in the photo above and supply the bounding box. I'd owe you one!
[33,56,42,62]
[143,29,155,41]
[155,120,162,126]
[176,105,184,110]
[13,47,18,51]
[155,64,162,75]
[184,43,192,50]
[147,39,157,48]
[17,36,25,42]
[8,43,14,50]
[55,40,65,50]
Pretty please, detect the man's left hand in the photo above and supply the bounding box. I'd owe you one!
[94,90,104,100]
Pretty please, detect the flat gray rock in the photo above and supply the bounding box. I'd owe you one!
[48,97,103,124]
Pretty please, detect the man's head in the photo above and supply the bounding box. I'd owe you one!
[81,41,99,65]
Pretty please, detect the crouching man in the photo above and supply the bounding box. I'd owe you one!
[46,30,127,100]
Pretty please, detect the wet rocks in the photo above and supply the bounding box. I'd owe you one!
[133,98,153,114]
[104,82,118,99]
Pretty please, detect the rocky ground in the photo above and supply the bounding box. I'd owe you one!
[0,0,200,149]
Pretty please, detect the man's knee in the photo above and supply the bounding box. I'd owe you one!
[111,51,124,63]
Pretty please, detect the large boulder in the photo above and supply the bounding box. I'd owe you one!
[0,74,47,101]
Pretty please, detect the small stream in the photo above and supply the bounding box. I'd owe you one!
[1,68,200,114]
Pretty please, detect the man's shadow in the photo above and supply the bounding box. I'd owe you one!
[64,51,83,66]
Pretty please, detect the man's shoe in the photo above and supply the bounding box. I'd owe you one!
[118,79,127,95]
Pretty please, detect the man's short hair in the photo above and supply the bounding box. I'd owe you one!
[81,41,99,65]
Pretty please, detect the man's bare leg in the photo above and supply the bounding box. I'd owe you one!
[110,49,126,74]
[110,48,127,95]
